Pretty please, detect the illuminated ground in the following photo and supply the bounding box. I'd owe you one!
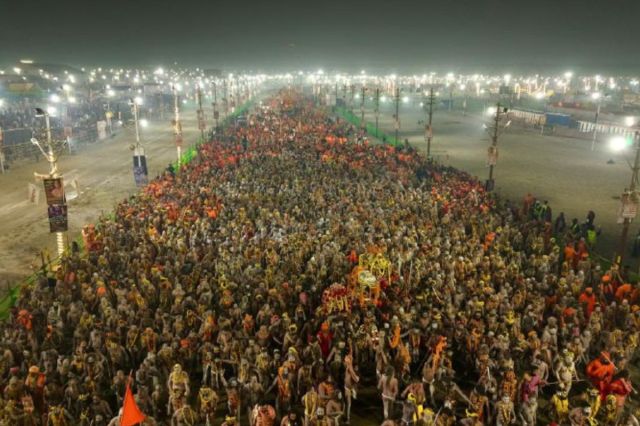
[0,111,202,288]
[358,101,637,268]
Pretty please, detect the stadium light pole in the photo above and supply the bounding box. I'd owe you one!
[484,103,511,191]
[34,107,64,256]
[394,86,400,144]
[424,88,436,158]
[374,88,380,138]
[172,85,183,163]
[212,80,219,129]
[591,92,602,151]
[610,132,640,264]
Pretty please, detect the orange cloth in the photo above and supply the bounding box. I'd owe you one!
[578,292,597,317]
[120,382,146,426]
[586,357,615,388]
[615,283,633,302]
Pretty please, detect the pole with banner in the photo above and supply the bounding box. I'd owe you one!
[130,98,148,186]
[34,108,67,256]
[0,126,4,174]
[617,131,640,263]
[173,85,183,164]
[197,85,206,141]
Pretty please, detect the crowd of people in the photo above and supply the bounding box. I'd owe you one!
[1,90,640,426]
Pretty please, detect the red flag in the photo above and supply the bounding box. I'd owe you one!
[120,380,146,426]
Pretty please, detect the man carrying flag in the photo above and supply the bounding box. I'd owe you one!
[109,374,146,426]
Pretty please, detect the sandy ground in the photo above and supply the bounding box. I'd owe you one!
[0,110,203,290]
[357,101,639,268]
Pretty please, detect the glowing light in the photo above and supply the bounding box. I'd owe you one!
[13,67,21,74]
[107,89,115,97]
[68,96,77,104]
[50,94,61,103]
[402,96,410,103]
[139,119,149,128]
[47,106,58,115]
[62,84,71,92]
[535,92,545,100]
[625,116,636,127]
[591,92,602,100]
[609,136,627,152]
[134,96,143,105]
[486,106,497,116]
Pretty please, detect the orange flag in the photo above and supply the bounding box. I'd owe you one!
[120,380,146,426]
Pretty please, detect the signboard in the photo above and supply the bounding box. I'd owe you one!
[47,204,68,232]
[133,155,148,187]
[43,178,65,205]
[621,192,638,219]
[97,121,107,140]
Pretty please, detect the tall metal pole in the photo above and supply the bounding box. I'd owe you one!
[173,85,182,163]
[426,88,435,158]
[44,113,64,256]
[488,103,501,184]
[591,100,601,151]
[132,102,140,145]
[394,87,400,144]
[360,85,366,131]
[618,131,640,264]
[350,84,355,113]
[374,88,380,138]
[223,79,229,118]
[197,85,205,141]
[212,81,219,129]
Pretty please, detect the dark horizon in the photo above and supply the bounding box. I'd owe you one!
[2,0,639,74]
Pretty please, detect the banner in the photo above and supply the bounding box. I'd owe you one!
[97,121,107,140]
[43,178,65,205]
[133,155,148,187]
[47,204,68,232]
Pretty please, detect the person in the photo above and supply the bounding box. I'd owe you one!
[378,367,398,420]
[554,212,567,235]
[1,88,638,426]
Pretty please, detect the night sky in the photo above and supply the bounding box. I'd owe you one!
[1,0,639,73]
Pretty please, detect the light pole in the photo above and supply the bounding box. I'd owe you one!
[394,87,400,144]
[611,132,640,264]
[374,88,380,138]
[129,97,148,186]
[106,89,115,135]
[591,92,602,151]
[196,84,205,141]
[172,85,183,163]
[360,85,366,131]
[484,103,511,191]
[425,88,435,158]
[212,80,219,130]
[33,107,65,256]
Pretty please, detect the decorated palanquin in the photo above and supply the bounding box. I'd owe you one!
[349,247,391,307]
[81,224,102,253]
[321,283,350,314]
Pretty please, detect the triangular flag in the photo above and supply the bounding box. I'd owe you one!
[120,380,146,426]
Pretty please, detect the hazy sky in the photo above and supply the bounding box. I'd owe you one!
[2,0,639,73]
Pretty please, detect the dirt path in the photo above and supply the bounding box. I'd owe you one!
[0,114,200,289]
